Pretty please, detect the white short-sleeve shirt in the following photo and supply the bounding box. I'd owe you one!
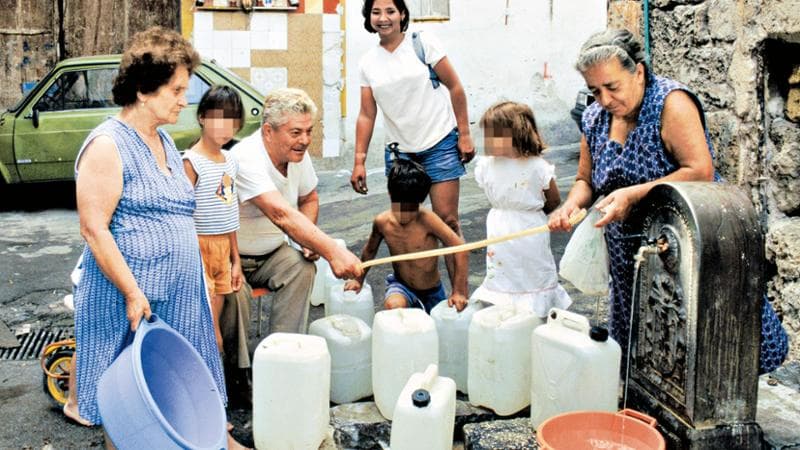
[231,130,318,255]
[358,31,456,152]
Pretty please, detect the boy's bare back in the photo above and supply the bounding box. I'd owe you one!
[373,208,449,291]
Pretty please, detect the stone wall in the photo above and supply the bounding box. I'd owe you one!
[610,0,800,359]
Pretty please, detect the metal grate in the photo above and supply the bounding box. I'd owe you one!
[0,328,74,361]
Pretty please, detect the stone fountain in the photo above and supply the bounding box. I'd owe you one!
[627,182,763,449]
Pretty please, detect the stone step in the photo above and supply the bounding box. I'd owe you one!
[463,418,539,450]
[330,400,530,449]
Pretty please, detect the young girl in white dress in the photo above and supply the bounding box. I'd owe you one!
[472,101,571,317]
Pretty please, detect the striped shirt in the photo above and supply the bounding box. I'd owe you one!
[183,149,240,235]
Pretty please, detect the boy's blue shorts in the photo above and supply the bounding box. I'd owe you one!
[384,273,446,313]
[384,128,466,183]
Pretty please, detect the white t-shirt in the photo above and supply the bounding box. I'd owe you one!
[358,31,456,152]
[231,130,318,255]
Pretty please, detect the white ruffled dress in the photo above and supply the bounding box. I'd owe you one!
[471,155,572,317]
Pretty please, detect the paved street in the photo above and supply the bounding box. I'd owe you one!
[0,144,589,449]
[0,144,797,449]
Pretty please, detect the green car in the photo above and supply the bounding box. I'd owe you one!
[0,55,264,185]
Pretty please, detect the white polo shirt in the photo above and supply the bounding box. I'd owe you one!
[358,31,456,152]
[231,130,318,256]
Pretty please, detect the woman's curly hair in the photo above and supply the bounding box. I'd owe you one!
[112,26,200,107]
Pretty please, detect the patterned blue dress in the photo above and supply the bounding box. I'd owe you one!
[582,73,719,353]
[73,117,226,425]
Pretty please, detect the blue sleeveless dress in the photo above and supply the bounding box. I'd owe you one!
[73,117,226,425]
[582,73,719,353]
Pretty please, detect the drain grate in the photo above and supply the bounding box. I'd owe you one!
[0,328,74,361]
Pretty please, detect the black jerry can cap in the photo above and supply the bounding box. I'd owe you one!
[412,389,431,407]
[590,326,609,342]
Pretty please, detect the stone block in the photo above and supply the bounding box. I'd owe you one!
[705,111,738,180]
[789,64,800,85]
[707,0,737,42]
[463,418,538,450]
[330,400,501,449]
[607,1,642,37]
[330,402,390,450]
[680,46,735,110]
[786,87,800,123]
[650,5,705,77]
[768,119,800,214]
[765,217,800,280]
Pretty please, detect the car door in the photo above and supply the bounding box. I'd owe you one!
[13,65,120,182]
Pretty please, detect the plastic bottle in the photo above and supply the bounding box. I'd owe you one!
[326,282,375,326]
[530,308,621,428]
[390,364,456,450]
[309,238,347,306]
[372,308,438,419]
[430,300,483,393]
[467,302,543,416]
[252,333,330,450]
[308,314,372,404]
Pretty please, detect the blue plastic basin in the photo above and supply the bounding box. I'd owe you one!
[98,314,227,450]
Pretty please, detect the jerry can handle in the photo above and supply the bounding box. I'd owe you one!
[420,364,439,390]
[546,308,591,334]
[618,408,658,427]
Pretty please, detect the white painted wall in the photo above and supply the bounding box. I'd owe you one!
[342,0,606,162]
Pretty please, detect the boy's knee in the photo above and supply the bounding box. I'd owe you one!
[384,295,408,310]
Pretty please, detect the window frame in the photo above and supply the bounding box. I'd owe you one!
[409,0,450,22]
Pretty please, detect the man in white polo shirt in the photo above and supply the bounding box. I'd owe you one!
[230,88,362,336]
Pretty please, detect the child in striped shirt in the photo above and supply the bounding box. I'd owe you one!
[183,86,245,352]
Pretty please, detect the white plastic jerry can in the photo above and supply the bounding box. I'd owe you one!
[430,300,483,393]
[252,333,330,450]
[309,238,347,306]
[372,308,438,420]
[308,314,373,404]
[530,308,622,428]
[468,303,543,416]
[326,282,375,327]
[390,364,456,450]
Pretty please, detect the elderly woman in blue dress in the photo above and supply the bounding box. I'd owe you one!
[548,29,719,354]
[69,26,246,449]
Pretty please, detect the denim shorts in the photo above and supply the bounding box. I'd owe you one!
[384,273,446,313]
[384,128,466,183]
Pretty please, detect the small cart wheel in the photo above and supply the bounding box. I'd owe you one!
[42,349,74,406]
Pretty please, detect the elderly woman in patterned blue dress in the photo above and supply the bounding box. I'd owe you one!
[549,29,789,374]
[548,29,720,356]
[69,26,247,449]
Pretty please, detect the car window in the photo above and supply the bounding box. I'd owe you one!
[35,68,118,112]
[187,74,210,105]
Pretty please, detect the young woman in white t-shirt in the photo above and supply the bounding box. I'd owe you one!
[350,0,474,254]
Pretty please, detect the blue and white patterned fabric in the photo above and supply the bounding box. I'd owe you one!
[72,117,226,425]
[582,73,719,353]
[760,296,789,374]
